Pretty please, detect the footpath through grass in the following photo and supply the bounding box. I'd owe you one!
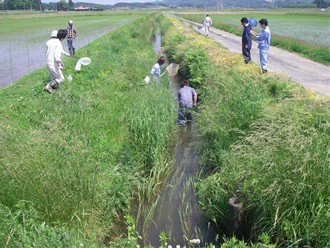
[0,13,176,247]
[162,16,330,247]
[177,10,330,65]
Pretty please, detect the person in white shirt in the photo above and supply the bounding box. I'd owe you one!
[44,29,70,94]
[203,14,213,36]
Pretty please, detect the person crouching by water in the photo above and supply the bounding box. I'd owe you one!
[44,29,70,94]
[251,19,271,73]
[150,56,166,86]
[178,80,197,125]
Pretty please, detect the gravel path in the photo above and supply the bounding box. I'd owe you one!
[171,14,330,97]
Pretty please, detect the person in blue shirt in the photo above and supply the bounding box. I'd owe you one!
[241,17,252,64]
[150,56,166,86]
[251,19,271,73]
[177,80,197,125]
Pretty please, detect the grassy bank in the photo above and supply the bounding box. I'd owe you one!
[0,13,176,247]
[162,16,330,247]
[177,11,330,65]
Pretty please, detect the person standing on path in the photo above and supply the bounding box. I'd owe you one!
[150,56,166,86]
[44,29,70,94]
[203,14,213,36]
[241,17,252,64]
[251,19,271,73]
[177,80,197,125]
[66,20,77,56]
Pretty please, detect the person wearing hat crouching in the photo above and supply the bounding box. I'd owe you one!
[44,29,70,94]
[66,20,77,55]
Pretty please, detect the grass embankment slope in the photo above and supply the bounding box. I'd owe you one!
[0,14,176,247]
[162,16,329,247]
[177,9,330,65]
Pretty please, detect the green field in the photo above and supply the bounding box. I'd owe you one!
[0,11,140,42]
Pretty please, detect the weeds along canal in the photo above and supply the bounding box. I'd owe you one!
[135,33,217,247]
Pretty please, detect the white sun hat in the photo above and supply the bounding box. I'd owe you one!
[50,30,58,38]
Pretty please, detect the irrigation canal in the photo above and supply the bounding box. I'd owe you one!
[136,33,217,247]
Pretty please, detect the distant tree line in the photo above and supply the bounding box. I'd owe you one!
[0,0,75,11]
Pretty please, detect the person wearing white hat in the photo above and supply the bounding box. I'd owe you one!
[66,20,77,55]
[44,29,70,94]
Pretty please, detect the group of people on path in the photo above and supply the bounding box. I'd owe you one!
[44,20,77,94]
[241,17,271,73]
[200,14,271,73]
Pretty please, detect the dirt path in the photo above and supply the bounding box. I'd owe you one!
[170,14,330,97]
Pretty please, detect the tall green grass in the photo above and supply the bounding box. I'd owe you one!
[0,13,176,247]
[162,16,330,247]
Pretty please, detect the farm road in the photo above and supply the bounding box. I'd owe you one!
[169,13,330,97]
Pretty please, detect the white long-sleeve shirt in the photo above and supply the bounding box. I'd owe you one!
[204,16,213,26]
[46,38,69,64]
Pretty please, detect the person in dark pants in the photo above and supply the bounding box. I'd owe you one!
[66,20,77,55]
[178,80,197,125]
[241,17,252,64]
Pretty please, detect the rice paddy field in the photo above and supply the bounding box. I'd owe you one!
[0,11,140,87]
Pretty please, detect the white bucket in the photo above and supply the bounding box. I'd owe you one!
[75,60,82,71]
[67,74,73,81]
[144,76,150,84]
